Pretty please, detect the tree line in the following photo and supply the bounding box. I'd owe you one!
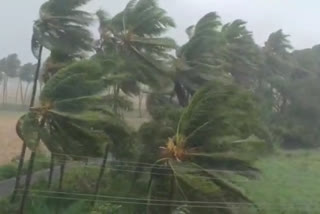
[0,54,37,105]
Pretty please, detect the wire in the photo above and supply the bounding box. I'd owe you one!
[15,158,319,183]
[18,192,320,211]
[49,152,257,174]
[17,193,250,209]
[17,190,320,211]
[16,189,253,206]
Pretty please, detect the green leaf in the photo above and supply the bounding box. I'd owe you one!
[40,60,105,103]
[171,161,221,196]
[17,113,41,152]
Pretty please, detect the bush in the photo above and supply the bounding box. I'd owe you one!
[0,154,51,181]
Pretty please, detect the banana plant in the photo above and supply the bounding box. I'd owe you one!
[141,80,267,214]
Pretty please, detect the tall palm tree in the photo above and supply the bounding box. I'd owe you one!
[17,60,131,212]
[0,54,21,104]
[12,0,95,205]
[221,20,261,87]
[170,12,227,106]
[19,63,36,104]
[136,80,267,214]
[32,0,94,80]
[95,0,177,112]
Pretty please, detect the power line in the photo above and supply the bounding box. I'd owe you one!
[17,193,251,209]
[17,191,320,210]
[16,158,320,183]
[17,189,252,205]
[49,152,258,174]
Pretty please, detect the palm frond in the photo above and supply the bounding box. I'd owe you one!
[40,60,104,103]
[16,113,40,152]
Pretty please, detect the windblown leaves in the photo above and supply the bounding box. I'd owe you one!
[17,60,131,158]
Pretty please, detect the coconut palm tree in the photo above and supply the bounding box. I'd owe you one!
[221,20,261,87]
[19,63,36,104]
[169,12,227,106]
[0,54,21,104]
[95,0,177,112]
[136,80,268,214]
[12,0,95,205]
[16,60,131,213]
[32,0,94,81]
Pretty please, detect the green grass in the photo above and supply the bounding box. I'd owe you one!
[0,155,51,181]
[236,149,320,214]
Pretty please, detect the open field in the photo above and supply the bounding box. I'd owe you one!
[0,111,26,166]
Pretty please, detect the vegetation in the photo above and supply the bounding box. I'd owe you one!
[0,155,50,181]
[0,0,320,213]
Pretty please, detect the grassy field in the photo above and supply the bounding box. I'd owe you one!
[234,149,320,213]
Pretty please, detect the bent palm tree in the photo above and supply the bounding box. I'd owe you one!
[170,12,226,106]
[138,80,267,214]
[13,0,95,204]
[17,60,131,212]
[95,0,176,108]
[33,0,94,80]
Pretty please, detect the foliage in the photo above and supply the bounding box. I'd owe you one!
[20,63,36,83]
[0,54,21,77]
[95,0,176,98]
[33,0,93,55]
[136,80,268,213]
[0,154,50,181]
[90,202,121,214]
[17,60,131,160]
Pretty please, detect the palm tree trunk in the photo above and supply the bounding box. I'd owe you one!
[146,175,154,214]
[138,92,143,118]
[2,75,7,104]
[15,79,20,104]
[17,45,43,212]
[4,77,8,105]
[174,81,188,107]
[58,158,66,191]
[18,151,36,214]
[93,144,110,205]
[20,79,24,105]
[167,173,176,213]
[23,83,30,105]
[113,85,120,114]
[48,154,55,189]
[10,143,26,203]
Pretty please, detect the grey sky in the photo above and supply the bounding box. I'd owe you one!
[1,0,320,64]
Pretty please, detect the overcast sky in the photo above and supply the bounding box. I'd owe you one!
[1,0,320,64]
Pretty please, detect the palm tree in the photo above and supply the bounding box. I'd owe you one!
[12,0,95,205]
[221,20,261,87]
[169,12,226,106]
[0,54,21,104]
[136,80,267,213]
[32,0,94,81]
[95,0,177,112]
[17,60,131,212]
[19,63,36,104]
[13,44,43,210]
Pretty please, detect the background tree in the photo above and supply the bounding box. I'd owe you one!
[0,54,21,104]
[19,63,37,104]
